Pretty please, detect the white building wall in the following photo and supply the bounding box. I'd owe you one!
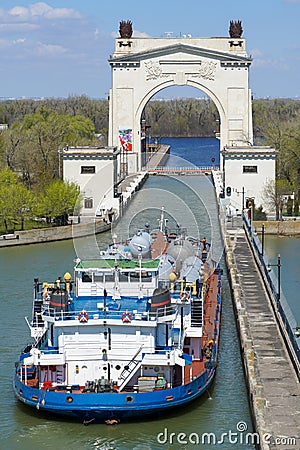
[223,147,277,212]
[63,147,119,218]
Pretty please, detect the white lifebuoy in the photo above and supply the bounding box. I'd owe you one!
[122,311,132,323]
[180,291,189,301]
[78,310,89,323]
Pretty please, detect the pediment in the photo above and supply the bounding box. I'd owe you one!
[109,42,251,64]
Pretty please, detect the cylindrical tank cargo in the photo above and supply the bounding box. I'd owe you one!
[180,256,204,282]
[166,239,195,271]
[158,254,176,281]
[128,230,151,258]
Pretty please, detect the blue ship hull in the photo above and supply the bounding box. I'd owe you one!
[13,367,215,422]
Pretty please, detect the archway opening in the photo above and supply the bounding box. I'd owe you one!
[140,85,220,169]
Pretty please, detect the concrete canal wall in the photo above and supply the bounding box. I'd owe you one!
[0,220,111,248]
[253,220,300,236]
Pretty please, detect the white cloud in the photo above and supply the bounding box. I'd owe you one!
[252,57,289,71]
[249,48,263,58]
[133,30,150,38]
[35,42,67,56]
[13,38,26,44]
[9,6,29,17]
[2,2,83,21]
[111,29,150,38]
[0,3,113,97]
[44,8,82,20]
[29,3,53,17]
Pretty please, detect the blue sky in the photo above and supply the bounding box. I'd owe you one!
[0,0,299,99]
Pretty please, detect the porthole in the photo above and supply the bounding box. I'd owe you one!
[115,365,121,370]
[66,396,73,403]
[32,395,39,401]
[124,365,129,371]
[166,395,174,401]
[126,396,134,403]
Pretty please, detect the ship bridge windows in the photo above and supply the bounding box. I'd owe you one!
[130,272,153,282]
[94,274,104,282]
[119,272,130,282]
[82,272,92,282]
[104,273,114,282]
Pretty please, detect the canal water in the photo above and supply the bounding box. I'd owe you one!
[264,235,300,322]
[1,138,257,449]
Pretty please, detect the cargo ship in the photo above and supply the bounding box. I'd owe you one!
[14,208,222,422]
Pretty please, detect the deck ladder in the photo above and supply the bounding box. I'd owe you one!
[191,298,203,327]
[118,345,144,391]
[90,283,97,296]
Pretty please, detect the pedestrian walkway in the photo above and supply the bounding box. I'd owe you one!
[144,144,170,169]
[224,219,300,450]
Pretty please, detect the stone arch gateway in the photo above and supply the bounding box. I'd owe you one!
[108,30,253,172]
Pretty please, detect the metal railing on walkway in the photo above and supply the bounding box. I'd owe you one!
[243,214,300,376]
[147,165,219,175]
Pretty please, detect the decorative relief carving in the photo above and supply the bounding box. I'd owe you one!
[191,61,217,81]
[144,61,170,80]
[145,59,217,82]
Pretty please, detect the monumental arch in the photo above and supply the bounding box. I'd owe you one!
[108,24,253,173]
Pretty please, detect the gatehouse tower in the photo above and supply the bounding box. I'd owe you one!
[108,22,253,172]
[108,21,277,213]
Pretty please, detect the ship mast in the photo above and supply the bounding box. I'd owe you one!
[158,207,168,233]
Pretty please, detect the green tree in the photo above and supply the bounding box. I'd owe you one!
[254,205,267,221]
[39,180,82,225]
[7,110,96,189]
[0,168,34,232]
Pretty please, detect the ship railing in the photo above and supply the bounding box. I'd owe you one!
[149,304,176,320]
[40,304,177,322]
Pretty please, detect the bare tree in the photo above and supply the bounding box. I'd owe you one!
[262,179,293,220]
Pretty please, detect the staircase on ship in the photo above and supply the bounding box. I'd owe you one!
[190,298,203,327]
[32,299,44,327]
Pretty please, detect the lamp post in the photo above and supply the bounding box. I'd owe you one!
[236,186,245,214]
[58,147,61,179]
[267,254,281,308]
[261,223,265,256]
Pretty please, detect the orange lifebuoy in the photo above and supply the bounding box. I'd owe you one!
[78,310,89,323]
[122,311,132,323]
[180,291,189,301]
